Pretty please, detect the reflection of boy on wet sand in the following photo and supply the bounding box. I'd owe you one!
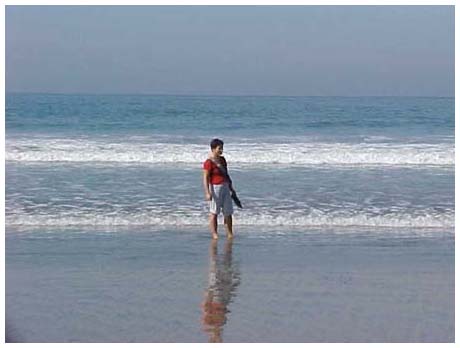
[202,295,227,342]
[201,239,240,343]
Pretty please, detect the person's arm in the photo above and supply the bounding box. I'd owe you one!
[228,175,235,192]
[203,169,212,201]
[222,157,235,192]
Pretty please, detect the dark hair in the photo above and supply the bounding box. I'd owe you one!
[210,138,224,149]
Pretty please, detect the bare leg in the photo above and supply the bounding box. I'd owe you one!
[209,214,218,239]
[224,215,233,239]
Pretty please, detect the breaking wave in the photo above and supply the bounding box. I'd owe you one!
[6,209,454,229]
[6,138,454,167]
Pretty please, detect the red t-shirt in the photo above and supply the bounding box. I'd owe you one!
[203,157,228,185]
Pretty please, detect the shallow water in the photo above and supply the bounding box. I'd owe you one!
[6,227,454,342]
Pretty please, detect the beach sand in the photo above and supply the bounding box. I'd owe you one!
[5,226,454,343]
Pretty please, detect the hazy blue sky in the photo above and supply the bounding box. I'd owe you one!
[6,6,454,96]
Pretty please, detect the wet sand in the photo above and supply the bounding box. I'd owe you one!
[5,227,454,342]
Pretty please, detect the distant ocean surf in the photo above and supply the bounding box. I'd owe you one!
[6,94,454,233]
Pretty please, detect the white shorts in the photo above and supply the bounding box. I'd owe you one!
[209,183,234,216]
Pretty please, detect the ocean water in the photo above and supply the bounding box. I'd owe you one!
[5,94,455,342]
[5,94,455,233]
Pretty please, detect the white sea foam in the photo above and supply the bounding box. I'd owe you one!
[5,209,454,229]
[5,138,454,167]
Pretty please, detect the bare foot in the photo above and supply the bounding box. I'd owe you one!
[212,233,219,240]
[226,233,233,240]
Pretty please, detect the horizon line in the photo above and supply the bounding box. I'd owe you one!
[5,91,454,98]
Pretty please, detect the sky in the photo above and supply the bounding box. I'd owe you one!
[5,5,455,97]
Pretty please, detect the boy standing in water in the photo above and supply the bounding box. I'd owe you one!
[203,139,234,239]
